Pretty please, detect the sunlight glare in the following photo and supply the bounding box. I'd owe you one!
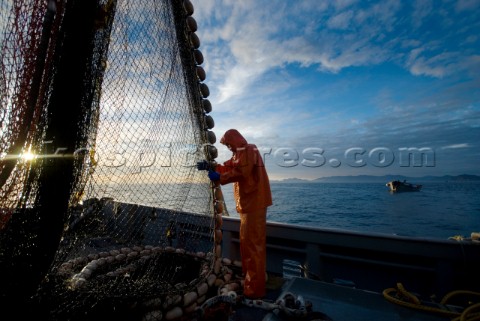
[21,151,36,161]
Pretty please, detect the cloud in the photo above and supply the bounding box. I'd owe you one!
[406,47,480,78]
[411,0,433,29]
[441,144,470,150]
[327,10,354,30]
[407,48,452,78]
[455,0,480,12]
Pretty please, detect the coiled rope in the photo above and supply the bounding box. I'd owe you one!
[383,283,480,321]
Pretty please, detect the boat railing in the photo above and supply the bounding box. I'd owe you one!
[95,199,479,297]
[221,216,480,297]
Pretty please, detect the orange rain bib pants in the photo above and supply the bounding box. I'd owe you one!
[239,208,267,298]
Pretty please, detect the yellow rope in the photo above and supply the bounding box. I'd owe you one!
[441,290,480,305]
[383,283,480,320]
[451,303,480,321]
[396,282,421,304]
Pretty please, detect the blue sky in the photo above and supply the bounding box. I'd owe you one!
[191,0,480,180]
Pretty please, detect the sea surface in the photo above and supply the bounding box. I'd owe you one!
[220,181,480,240]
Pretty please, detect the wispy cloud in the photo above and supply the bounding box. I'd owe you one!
[196,0,478,103]
[441,144,470,150]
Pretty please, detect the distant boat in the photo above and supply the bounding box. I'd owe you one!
[386,180,422,192]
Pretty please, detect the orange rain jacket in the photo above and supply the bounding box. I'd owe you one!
[215,129,272,213]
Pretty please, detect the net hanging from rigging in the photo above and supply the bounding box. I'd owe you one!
[0,0,228,319]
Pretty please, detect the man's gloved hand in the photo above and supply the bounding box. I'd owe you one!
[208,170,220,181]
[196,160,210,171]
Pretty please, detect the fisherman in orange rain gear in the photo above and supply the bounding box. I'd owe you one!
[197,129,272,299]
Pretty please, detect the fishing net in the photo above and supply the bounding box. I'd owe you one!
[0,0,225,319]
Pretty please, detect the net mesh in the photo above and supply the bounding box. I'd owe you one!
[0,0,222,318]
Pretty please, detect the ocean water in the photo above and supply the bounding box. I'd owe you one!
[220,182,480,240]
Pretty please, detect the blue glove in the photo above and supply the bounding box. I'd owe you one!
[196,160,210,171]
[208,170,220,181]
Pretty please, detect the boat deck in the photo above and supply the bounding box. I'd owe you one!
[231,277,451,321]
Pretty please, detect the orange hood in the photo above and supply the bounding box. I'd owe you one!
[220,129,247,152]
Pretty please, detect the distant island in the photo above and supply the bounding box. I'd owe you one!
[271,174,480,183]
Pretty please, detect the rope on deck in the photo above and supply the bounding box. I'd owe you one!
[383,283,480,320]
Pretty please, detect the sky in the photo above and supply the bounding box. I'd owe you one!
[190,0,480,180]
